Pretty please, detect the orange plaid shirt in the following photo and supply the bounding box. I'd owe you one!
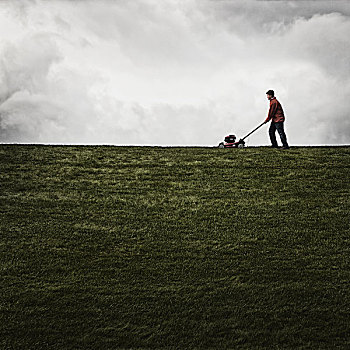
[265,97,285,123]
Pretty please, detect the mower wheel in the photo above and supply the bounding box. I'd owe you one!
[238,143,245,148]
[218,142,225,148]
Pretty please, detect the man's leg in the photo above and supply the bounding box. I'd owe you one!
[269,122,278,147]
[275,122,289,148]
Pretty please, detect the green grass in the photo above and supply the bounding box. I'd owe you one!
[1,145,349,349]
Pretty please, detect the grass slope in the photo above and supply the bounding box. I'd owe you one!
[1,145,350,349]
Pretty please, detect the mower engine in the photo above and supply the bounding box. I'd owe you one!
[218,134,245,148]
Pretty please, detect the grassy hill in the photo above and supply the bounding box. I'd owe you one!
[1,145,349,349]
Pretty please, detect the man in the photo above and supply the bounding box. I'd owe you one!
[264,90,289,149]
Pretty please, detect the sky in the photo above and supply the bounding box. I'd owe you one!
[0,0,349,146]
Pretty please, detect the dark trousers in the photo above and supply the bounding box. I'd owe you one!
[269,121,289,148]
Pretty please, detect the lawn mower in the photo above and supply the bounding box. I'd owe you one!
[218,121,265,148]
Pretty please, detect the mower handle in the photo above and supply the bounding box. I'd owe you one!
[241,122,266,141]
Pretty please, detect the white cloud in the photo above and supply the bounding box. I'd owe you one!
[0,0,349,145]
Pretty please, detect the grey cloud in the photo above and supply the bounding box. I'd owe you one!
[0,0,349,145]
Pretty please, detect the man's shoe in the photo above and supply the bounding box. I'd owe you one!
[281,146,290,150]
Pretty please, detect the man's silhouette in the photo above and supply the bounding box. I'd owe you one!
[264,90,289,149]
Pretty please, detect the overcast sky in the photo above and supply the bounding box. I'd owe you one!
[0,0,349,145]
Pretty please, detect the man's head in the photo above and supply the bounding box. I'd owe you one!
[266,90,274,100]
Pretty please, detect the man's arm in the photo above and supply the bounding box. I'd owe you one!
[265,100,277,123]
